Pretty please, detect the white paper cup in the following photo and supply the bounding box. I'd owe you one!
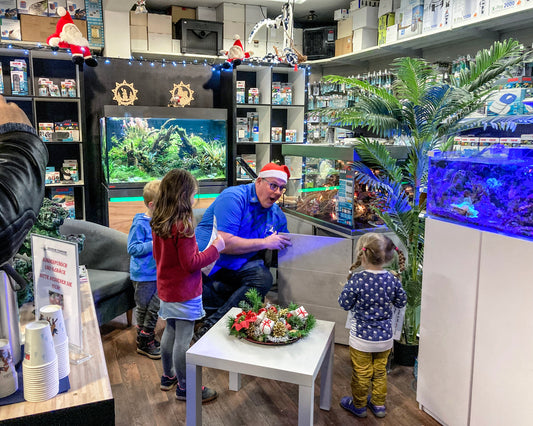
[55,338,70,379]
[39,304,67,345]
[23,321,57,367]
[0,339,18,398]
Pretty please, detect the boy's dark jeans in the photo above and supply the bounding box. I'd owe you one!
[133,280,160,332]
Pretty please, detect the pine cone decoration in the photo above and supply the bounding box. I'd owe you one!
[278,308,289,317]
[272,321,286,338]
[246,324,257,338]
[266,310,278,321]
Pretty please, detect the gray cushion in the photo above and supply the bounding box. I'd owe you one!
[87,269,131,302]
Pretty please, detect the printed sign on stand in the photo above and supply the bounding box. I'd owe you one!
[31,235,82,350]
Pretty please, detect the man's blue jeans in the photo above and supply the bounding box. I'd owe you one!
[201,259,273,326]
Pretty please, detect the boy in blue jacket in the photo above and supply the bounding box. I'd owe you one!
[127,180,161,359]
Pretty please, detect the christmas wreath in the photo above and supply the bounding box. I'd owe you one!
[227,289,316,345]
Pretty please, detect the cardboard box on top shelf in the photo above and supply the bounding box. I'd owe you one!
[130,9,147,26]
[335,35,353,56]
[48,1,66,17]
[223,20,245,40]
[20,14,86,42]
[334,9,350,20]
[148,32,172,53]
[352,5,379,29]
[453,0,488,24]
[17,0,47,15]
[386,24,398,43]
[0,0,16,18]
[378,0,402,16]
[197,6,216,21]
[168,5,196,23]
[216,2,245,23]
[423,0,451,33]
[1,18,21,40]
[397,0,424,40]
[148,13,171,34]
[130,25,147,51]
[337,15,353,39]
[489,0,520,15]
[353,28,377,52]
[245,4,266,23]
[66,1,84,20]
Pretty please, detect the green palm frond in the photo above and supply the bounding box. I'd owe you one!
[392,56,437,105]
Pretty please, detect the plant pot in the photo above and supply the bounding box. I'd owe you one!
[393,340,419,366]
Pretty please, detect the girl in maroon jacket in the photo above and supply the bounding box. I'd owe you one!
[151,169,225,402]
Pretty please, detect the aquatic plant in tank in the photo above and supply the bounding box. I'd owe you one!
[427,147,533,240]
[101,114,226,184]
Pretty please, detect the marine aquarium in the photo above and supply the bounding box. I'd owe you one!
[100,106,227,185]
[427,147,533,240]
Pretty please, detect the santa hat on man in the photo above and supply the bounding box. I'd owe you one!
[258,163,290,183]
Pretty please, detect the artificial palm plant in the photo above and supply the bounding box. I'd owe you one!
[321,39,528,345]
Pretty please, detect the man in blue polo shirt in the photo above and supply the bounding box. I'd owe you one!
[195,163,292,337]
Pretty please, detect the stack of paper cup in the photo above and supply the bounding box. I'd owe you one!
[39,304,69,379]
[22,320,59,402]
[0,339,18,398]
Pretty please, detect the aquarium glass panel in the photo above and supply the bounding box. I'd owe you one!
[281,156,385,232]
[427,147,533,240]
[101,116,226,184]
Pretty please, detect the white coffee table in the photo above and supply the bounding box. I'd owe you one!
[186,307,335,426]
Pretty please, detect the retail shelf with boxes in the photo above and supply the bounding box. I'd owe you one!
[0,47,87,220]
[221,62,307,185]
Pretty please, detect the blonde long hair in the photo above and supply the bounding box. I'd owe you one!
[151,169,197,239]
[347,232,406,280]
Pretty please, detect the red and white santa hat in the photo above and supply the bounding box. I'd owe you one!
[258,163,290,183]
[231,35,244,52]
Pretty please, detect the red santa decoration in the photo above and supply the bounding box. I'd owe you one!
[220,35,252,68]
[47,7,97,67]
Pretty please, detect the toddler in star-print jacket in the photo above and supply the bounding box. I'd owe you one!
[338,232,407,419]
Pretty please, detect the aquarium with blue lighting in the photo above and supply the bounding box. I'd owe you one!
[100,106,227,185]
[427,147,533,240]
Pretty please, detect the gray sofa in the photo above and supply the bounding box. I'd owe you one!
[60,218,134,326]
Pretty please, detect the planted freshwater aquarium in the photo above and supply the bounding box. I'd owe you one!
[427,147,533,240]
[101,106,227,185]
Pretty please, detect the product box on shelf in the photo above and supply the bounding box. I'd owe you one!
[352,5,379,29]
[130,25,147,51]
[55,120,79,141]
[386,24,398,43]
[10,59,28,95]
[17,0,47,15]
[0,0,16,17]
[378,13,395,45]
[168,5,196,23]
[285,129,297,143]
[0,17,20,40]
[39,122,54,141]
[353,28,378,52]
[236,117,249,142]
[247,112,259,142]
[486,88,525,116]
[337,14,353,39]
[197,6,216,21]
[422,0,452,33]
[337,168,356,227]
[489,0,520,15]
[378,0,401,16]
[334,8,350,20]
[499,137,521,147]
[350,0,380,10]
[147,13,172,34]
[66,1,84,19]
[61,159,78,182]
[48,1,66,17]
[130,9,147,25]
[397,0,424,39]
[20,14,87,42]
[0,63,3,93]
[335,35,353,56]
[478,137,498,149]
[236,153,256,179]
[45,167,60,184]
[86,0,103,48]
[236,80,246,104]
[452,0,488,24]
[271,127,283,142]
[148,32,171,52]
[248,87,260,104]
[51,186,75,218]
[60,79,76,97]
[216,2,244,22]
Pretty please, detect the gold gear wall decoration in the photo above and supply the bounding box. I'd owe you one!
[112,80,138,106]
[169,81,195,107]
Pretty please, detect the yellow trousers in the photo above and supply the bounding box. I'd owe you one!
[349,347,391,408]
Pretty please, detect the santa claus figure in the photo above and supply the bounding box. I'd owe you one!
[47,7,97,67]
[220,35,252,68]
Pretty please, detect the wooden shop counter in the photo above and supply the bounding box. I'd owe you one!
[1,279,114,425]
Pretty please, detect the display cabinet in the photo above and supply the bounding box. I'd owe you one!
[281,143,408,237]
[221,63,307,185]
[0,48,86,220]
